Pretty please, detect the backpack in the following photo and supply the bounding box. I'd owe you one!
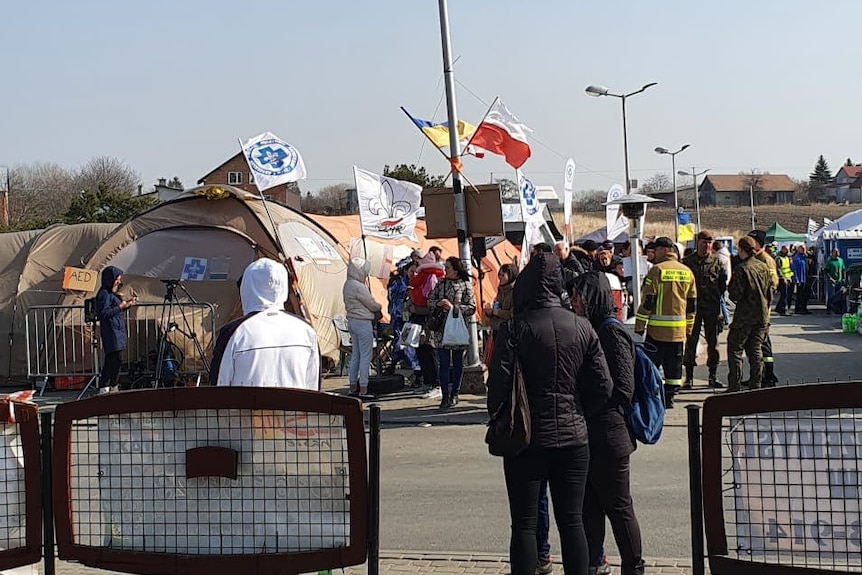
[602,318,666,445]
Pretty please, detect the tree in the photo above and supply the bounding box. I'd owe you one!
[63,182,158,224]
[810,155,833,185]
[573,190,607,213]
[168,176,184,191]
[75,156,141,196]
[809,155,833,203]
[6,162,77,228]
[640,173,672,194]
[846,158,854,167]
[382,164,447,188]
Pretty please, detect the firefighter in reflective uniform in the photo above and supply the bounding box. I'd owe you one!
[634,236,697,409]
[744,230,780,387]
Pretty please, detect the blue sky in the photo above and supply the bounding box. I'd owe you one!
[2,0,860,196]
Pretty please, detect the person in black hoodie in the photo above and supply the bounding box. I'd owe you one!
[487,253,613,575]
[571,272,645,575]
[95,266,136,393]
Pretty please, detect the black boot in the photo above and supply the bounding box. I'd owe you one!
[409,370,423,388]
[439,392,450,410]
[682,365,694,389]
[708,367,725,389]
[763,362,778,387]
[448,394,459,408]
[664,385,676,409]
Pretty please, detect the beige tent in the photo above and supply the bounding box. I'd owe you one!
[0,224,119,383]
[56,185,348,377]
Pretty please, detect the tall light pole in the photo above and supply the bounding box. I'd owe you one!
[654,144,690,241]
[678,167,710,230]
[437,0,480,369]
[586,83,658,196]
[586,82,657,322]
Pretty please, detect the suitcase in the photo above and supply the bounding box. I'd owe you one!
[367,373,405,395]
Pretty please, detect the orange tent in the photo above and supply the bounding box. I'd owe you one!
[307,215,521,321]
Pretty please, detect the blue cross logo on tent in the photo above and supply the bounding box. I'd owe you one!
[255,146,288,170]
[182,258,207,281]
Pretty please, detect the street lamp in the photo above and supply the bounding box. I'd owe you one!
[654,144,690,241]
[585,82,658,196]
[677,168,710,230]
[587,82,657,326]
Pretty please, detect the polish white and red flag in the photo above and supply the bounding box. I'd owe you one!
[468,98,532,169]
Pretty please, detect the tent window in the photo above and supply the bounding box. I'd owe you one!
[228,172,243,185]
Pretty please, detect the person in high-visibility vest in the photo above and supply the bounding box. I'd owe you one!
[774,245,794,316]
[634,237,697,409]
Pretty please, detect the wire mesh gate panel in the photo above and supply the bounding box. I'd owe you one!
[0,401,41,571]
[52,388,368,575]
[25,302,215,388]
[702,382,862,575]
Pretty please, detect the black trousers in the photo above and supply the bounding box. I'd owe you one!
[775,279,789,313]
[584,455,643,575]
[504,445,590,575]
[683,311,721,369]
[100,350,122,388]
[645,336,683,389]
[410,313,439,387]
[793,282,809,313]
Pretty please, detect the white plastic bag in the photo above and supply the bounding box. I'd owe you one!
[441,308,469,347]
[399,322,422,348]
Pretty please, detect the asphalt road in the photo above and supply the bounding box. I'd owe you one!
[377,310,862,558]
[378,423,692,558]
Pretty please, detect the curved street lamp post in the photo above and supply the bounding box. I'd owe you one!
[678,168,710,230]
[655,144,690,241]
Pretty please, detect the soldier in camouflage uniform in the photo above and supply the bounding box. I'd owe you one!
[726,236,773,392]
[746,230,780,387]
[682,230,727,389]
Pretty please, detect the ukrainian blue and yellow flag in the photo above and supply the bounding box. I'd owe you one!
[401,107,477,150]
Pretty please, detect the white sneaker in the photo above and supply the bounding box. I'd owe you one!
[422,386,442,399]
[97,387,110,395]
[110,386,119,394]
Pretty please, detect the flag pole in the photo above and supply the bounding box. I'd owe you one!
[238,137,287,260]
[351,167,369,259]
[437,0,481,369]
[462,96,499,154]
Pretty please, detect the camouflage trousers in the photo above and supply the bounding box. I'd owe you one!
[726,323,768,391]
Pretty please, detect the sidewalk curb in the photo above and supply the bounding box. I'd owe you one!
[379,550,694,568]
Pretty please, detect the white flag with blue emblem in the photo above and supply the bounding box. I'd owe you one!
[241,131,307,192]
[516,169,545,224]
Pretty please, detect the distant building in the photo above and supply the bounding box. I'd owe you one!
[645,184,695,210]
[197,152,301,211]
[830,165,862,203]
[699,174,795,207]
[153,177,184,203]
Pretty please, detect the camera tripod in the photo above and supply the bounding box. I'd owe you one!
[152,280,209,388]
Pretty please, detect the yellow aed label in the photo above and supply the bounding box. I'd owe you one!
[660,269,692,283]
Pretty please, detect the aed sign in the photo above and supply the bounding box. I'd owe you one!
[63,267,98,292]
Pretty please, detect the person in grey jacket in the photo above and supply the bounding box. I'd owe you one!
[343,258,382,397]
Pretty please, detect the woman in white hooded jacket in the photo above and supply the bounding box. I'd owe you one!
[343,258,382,397]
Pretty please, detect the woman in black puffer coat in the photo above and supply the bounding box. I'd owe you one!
[571,272,644,575]
[487,254,613,575]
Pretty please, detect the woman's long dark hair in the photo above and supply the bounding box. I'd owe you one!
[446,256,470,281]
[498,263,519,286]
[572,271,617,326]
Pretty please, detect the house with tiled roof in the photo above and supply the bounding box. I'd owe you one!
[830,164,862,203]
[698,174,795,207]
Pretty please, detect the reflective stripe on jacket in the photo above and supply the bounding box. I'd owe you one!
[635,253,697,342]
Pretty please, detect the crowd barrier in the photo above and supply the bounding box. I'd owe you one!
[25,302,216,394]
[691,382,862,575]
[0,388,381,575]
